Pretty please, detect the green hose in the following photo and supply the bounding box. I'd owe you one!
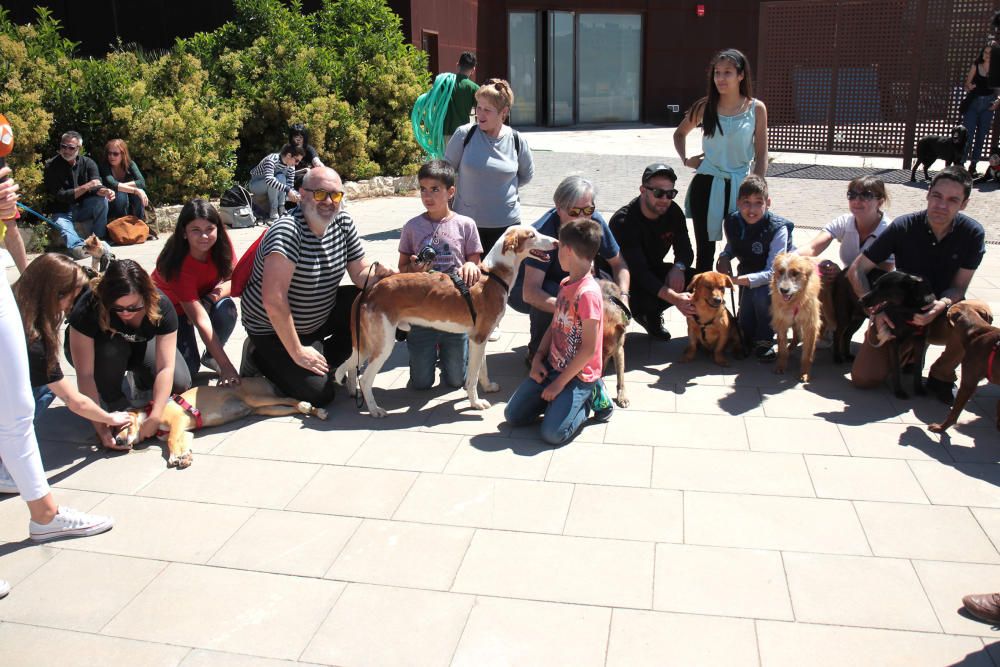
[411,72,456,159]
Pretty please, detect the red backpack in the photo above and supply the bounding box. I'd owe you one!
[230,228,267,298]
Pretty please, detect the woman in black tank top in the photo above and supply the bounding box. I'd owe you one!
[963,46,999,175]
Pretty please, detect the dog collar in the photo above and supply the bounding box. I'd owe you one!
[144,395,203,432]
[482,271,510,294]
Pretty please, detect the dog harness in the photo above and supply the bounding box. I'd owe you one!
[446,270,478,324]
[692,313,719,343]
[143,394,203,436]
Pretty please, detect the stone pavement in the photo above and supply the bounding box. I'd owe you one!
[2,126,1000,666]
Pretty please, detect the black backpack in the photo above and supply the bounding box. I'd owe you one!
[462,124,523,154]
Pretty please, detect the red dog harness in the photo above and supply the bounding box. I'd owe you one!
[143,394,203,436]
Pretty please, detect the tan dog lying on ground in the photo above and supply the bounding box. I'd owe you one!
[599,278,629,407]
[929,301,997,433]
[335,225,557,418]
[770,253,822,382]
[114,377,328,468]
[682,271,743,366]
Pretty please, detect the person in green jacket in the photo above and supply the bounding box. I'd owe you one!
[443,52,480,140]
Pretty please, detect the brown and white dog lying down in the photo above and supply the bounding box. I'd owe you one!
[114,377,328,468]
[599,278,629,407]
[682,271,743,366]
[770,253,822,382]
[929,301,997,433]
[334,225,558,418]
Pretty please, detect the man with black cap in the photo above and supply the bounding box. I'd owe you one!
[604,163,696,340]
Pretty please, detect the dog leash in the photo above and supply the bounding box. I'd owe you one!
[729,283,747,350]
[446,270,477,324]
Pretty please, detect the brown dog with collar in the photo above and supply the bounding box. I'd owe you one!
[114,377,328,468]
[928,301,997,433]
[682,271,743,366]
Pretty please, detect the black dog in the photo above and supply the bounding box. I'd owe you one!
[831,267,885,364]
[910,126,968,181]
[859,271,936,399]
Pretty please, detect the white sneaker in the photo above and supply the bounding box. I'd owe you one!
[0,579,9,599]
[0,461,18,494]
[29,506,114,542]
[487,328,502,342]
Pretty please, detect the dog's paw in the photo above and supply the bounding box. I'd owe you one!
[369,406,388,418]
[799,373,810,383]
[713,356,730,367]
[313,407,329,420]
[168,450,193,469]
[482,382,500,394]
[681,351,696,363]
[469,398,492,410]
[615,394,630,409]
[297,401,313,415]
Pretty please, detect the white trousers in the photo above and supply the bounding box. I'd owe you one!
[0,277,49,501]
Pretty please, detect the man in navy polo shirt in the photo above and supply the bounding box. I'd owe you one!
[848,166,988,403]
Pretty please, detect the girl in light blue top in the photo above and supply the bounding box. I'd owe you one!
[674,49,769,273]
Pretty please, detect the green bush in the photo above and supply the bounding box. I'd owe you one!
[112,53,244,203]
[0,0,427,211]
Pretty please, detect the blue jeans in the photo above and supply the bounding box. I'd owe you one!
[963,95,996,166]
[738,284,774,345]
[107,191,146,221]
[504,360,594,445]
[32,385,55,419]
[249,172,289,216]
[406,325,468,389]
[176,297,238,377]
[51,196,110,249]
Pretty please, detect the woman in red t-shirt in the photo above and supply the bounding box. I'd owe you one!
[152,199,239,384]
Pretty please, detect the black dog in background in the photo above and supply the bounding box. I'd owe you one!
[910,126,968,181]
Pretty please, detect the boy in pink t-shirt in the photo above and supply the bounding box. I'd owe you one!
[504,218,608,445]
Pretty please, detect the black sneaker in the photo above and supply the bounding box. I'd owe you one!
[925,376,955,405]
[635,313,671,341]
[754,342,777,361]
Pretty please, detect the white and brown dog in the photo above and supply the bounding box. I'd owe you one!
[114,377,328,468]
[335,224,557,418]
[770,253,822,382]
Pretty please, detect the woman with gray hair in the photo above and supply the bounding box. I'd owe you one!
[517,175,630,365]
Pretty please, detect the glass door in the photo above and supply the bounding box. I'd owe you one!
[577,14,642,123]
[547,11,574,126]
[508,12,540,126]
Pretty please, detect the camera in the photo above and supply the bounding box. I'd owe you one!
[416,245,437,264]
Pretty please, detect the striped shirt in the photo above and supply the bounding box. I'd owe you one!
[240,209,364,336]
[249,153,295,195]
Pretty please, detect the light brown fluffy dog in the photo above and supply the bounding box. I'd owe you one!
[82,234,112,273]
[683,271,743,366]
[114,377,328,468]
[599,278,629,407]
[770,253,822,382]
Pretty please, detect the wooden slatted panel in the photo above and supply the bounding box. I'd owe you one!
[759,0,1000,159]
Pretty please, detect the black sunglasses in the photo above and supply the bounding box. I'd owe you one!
[647,187,678,200]
[59,143,79,151]
[847,190,877,201]
[110,303,144,314]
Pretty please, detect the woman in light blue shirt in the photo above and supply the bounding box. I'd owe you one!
[674,49,769,274]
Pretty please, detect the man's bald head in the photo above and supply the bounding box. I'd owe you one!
[303,166,342,191]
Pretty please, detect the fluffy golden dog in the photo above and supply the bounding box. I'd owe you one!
[115,377,328,468]
[682,271,742,366]
[770,253,821,382]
